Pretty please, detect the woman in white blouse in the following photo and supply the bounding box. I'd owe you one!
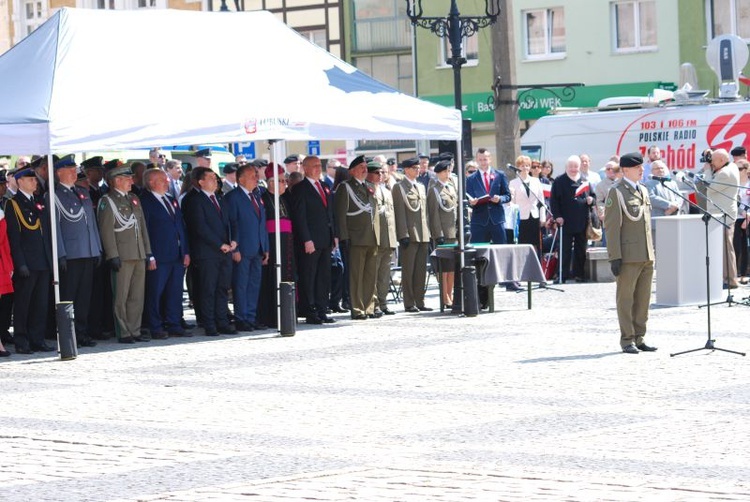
[509,155,546,256]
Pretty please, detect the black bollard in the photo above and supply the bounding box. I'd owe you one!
[462,266,479,317]
[279,281,296,337]
[56,302,77,361]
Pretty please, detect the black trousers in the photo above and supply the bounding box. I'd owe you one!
[13,269,50,350]
[195,255,232,330]
[561,229,587,281]
[0,293,13,344]
[518,217,542,257]
[60,257,95,341]
[88,259,114,337]
[734,219,748,277]
[298,246,331,317]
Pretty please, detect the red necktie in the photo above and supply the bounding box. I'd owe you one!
[484,172,490,193]
[209,194,221,214]
[315,181,327,207]
[249,191,260,216]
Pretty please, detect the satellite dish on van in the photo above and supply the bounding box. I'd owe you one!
[706,34,749,99]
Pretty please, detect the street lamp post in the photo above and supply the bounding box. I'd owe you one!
[405,0,500,315]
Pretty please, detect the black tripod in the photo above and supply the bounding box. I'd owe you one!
[662,182,746,356]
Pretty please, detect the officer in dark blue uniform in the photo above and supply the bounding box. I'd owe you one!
[47,154,103,348]
[6,167,53,354]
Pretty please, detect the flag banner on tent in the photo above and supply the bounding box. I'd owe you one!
[244,118,310,136]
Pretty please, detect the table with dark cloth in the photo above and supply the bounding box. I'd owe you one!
[433,244,546,310]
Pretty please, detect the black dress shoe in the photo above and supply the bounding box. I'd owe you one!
[319,316,336,324]
[306,316,323,325]
[405,306,420,313]
[78,338,98,347]
[218,325,238,335]
[235,321,254,332]
[417,306,433,312]
[0,350,10,357]
[133,337,150,342]
[31,344,55,352]
[168,331,193,338]
[368,310,384,319]
[150,332,168,340]
[622,344,639,354]
[181,319,196,329]
[352,314,368,320]
[331,306,349,313]
[15,347,34,354]
[444,304,453,309]
[381,308,396,315]
[251,322,269,330]
[636,343,658,352]
[204,328,219,336]
[118,337,135,344]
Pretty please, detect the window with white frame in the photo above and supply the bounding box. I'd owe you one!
[298,29,328,50]
[439,33,479,66]
[612,1,656,52]
[523,7,566,60]
[709,0,750,39]
[20,0,45,37]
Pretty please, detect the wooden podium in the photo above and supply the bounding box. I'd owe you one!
[653,215,723,306]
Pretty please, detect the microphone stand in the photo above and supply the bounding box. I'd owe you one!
[510,167,564,293]
[680,176,747,308]
[658,180,746,357]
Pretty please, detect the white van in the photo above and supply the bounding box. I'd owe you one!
[520,99,750,174]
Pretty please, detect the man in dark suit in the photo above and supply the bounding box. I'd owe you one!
[466,148,510,244]
[48,155,102,348]
[550,155,596,283]
[224,164,269,332]
[290,155,336,324]
[182,167,237,336]
[6,167,54,353]
[141,168,191,339]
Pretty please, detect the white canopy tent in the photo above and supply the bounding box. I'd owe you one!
[0,8,461,153]
[0,8,464,336]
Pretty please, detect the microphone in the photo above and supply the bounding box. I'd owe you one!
[650,174,672,183]
[687,171,708,184]
[507,163,521,173]
[672,171,687,183]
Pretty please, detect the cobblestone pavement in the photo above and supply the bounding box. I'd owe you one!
[2,278,750,501]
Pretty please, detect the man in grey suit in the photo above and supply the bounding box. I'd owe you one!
[645,160,686,247]
[392,157,432,313]
[604,152,656,354]
[48,155,103,347]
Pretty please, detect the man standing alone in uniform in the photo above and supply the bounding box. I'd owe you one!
[97,164,152,344]
[604,152,657,354]
[335,156,380,320]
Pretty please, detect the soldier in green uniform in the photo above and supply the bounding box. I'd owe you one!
[366,161,398,316]
[335,156,380,320]
[97,164,152,344]
[427,160,458,307]
[393,157,432,313]
[604,152,657,354]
